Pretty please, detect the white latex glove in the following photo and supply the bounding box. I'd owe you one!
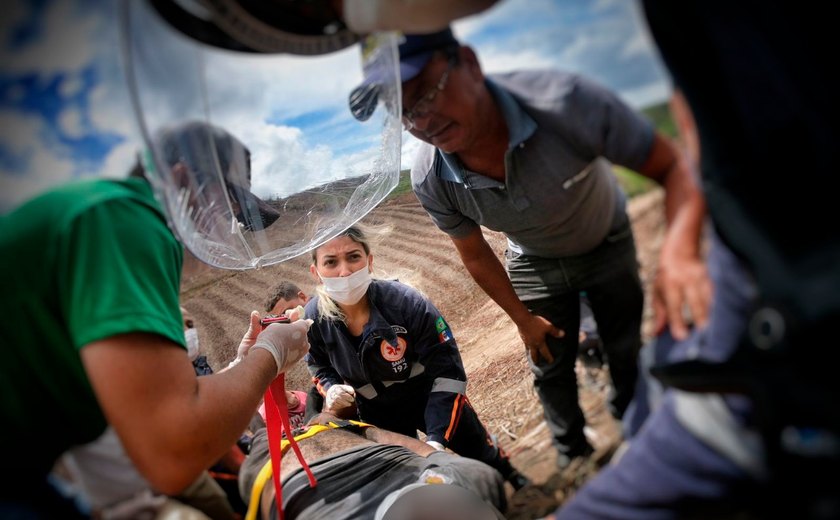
[224,311,264,371]
[325,384,356,410]
[236,311,263,359]
[252,319,313,377]
[426,440,445,451]
[284,304,306,322]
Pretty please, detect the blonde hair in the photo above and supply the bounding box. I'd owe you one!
[311,223,392,321]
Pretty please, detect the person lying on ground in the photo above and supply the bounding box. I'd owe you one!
[238,411,507,520]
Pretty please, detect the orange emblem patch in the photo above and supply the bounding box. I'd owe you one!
[381,337,407,362]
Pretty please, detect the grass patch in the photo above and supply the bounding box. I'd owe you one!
[385,169,413,201]
[614,166,657,198]
[619,101,675,198]
[642,102,677,139]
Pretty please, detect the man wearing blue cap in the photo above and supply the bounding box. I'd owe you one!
[371,27,710,471]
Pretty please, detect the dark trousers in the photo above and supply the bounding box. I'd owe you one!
[505,217,643,458]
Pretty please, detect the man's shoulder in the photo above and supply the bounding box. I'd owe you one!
[489,69,582,107]
[12,178,144,214]
[4,178,165,241]
[409,144,438,187]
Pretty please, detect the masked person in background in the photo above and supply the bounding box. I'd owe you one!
[182,306,214,376]
[303,225,529,491]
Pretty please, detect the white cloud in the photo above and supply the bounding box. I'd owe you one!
[400,134,425,172]
[57,106,84,139]
[2,0,670,216]
[246,123,336,198]
[100,141,141,179]
[0,113,76,211]
[480,48,557,74]
[0,2,100,74]
[455,0,670,106]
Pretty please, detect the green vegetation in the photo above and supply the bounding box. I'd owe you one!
[614,165,657,198]
[387,100,675,201]
[615,100,673,197]
[641,101,677,139]
[389,169,413,199]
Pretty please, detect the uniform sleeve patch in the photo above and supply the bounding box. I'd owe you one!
[435,316,448,332]
[435,316,453,343]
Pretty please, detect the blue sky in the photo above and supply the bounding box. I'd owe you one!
[0,0,672,213]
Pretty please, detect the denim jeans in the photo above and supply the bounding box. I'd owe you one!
[505,216,643,458]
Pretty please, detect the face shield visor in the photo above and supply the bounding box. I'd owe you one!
[121,1,403,269]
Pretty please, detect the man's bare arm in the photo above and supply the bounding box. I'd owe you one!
[307,412,436,456]
[450,228,562,363]
[363,427,438,457]
[83,333,277,494]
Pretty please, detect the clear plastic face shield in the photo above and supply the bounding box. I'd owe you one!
[121,1,402,269]
[0,0,402,270]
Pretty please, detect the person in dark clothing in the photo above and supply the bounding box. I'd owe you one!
[303,224,528,490]
[239,412,508,520]
[551,4,840,517]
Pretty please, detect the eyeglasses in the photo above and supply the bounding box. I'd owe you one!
[401,59,455,131]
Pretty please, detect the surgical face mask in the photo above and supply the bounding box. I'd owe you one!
[185,328,200,361]
[319,267,372,305]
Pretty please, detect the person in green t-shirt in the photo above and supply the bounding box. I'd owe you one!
[0,122,312,517]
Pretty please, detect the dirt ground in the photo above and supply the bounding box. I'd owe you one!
[180,188,667,519]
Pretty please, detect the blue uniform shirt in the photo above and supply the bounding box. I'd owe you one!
[304,279,469,445]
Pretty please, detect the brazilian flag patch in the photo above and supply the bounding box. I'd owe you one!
[435,316,448,332]
[436,316,453,342]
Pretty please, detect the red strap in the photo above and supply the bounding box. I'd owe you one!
[264,373,317,520]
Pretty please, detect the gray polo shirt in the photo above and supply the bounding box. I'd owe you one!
[411,69,654,258]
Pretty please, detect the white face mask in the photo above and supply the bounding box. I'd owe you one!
[184,328,200,361]
[319,266,372,305]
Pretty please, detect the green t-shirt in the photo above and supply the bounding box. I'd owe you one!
[0,178,185,479]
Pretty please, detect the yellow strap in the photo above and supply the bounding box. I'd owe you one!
[245,425,330,520]
[245,453,277,520]
[244,422,373,520]
[245,421,372,520]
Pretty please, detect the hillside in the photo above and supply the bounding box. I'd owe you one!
[180,186,668,519]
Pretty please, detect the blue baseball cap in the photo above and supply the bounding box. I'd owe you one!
[349,28,459,121]
[398,27,460,82]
